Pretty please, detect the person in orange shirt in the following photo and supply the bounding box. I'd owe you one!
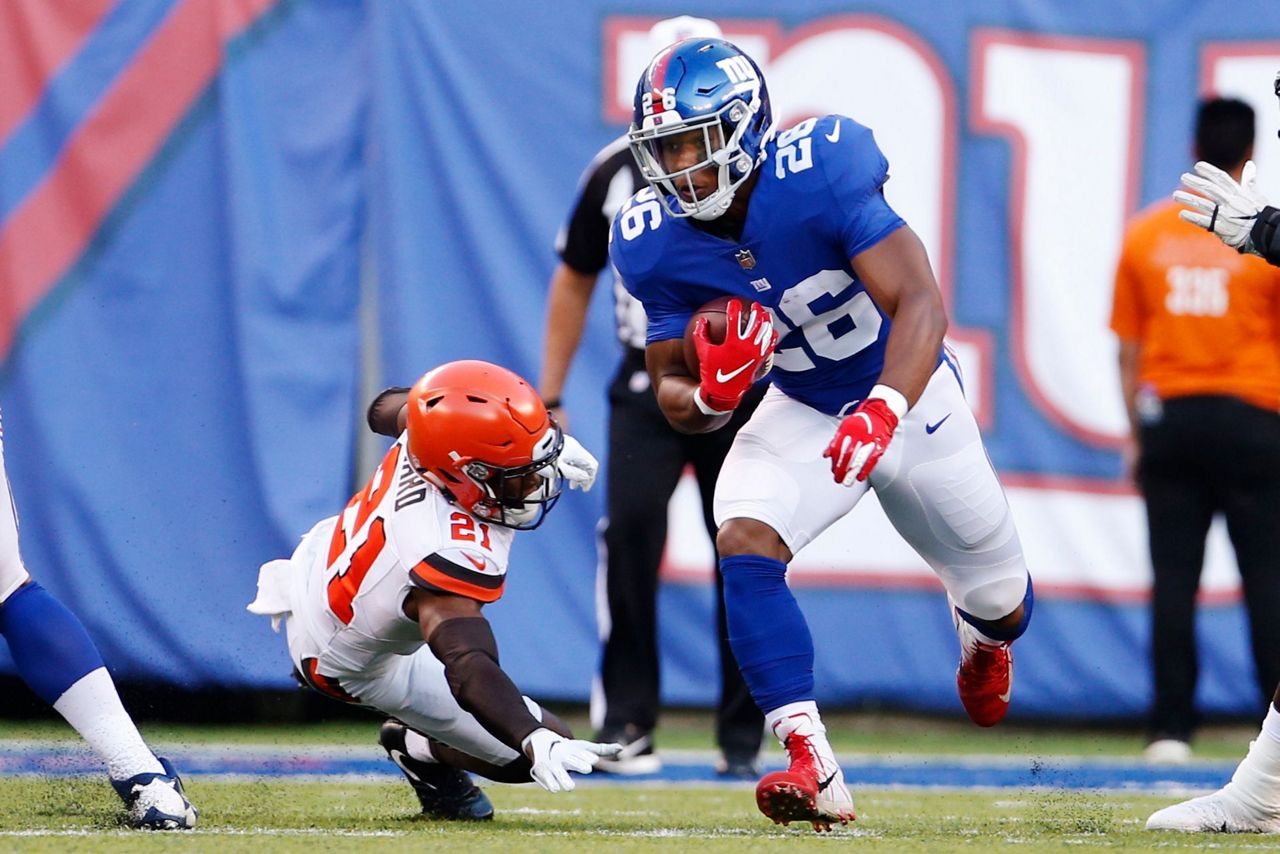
[1111,97,1280,766]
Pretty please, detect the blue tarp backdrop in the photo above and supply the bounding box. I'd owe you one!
[1,0,1279,721]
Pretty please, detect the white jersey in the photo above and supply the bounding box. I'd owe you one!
[285,434,515,683]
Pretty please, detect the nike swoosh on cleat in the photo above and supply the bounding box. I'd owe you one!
[998,659,1013,703]
[925,414,951,434]
[825,122,841,143]
[817,771,837,792]
[715,361,754,383]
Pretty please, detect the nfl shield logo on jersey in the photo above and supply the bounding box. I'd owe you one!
[735,249,756,269]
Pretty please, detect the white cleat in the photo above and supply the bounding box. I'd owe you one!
[756,706,856,832]
[1147,736,1280,834]
[1146,789,1280,833]
[111,757,198,830]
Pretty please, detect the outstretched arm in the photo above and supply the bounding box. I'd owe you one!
[407,587,619,791]
[1175,160,1280,267]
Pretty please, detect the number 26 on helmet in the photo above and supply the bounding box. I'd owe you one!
[628,38,773,221]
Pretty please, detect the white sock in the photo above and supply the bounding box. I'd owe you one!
[1261,704,1280,746]
[766,700,825,741]
[403,728,438,764]
[51,668,162,780]
[1225,715,1280,816]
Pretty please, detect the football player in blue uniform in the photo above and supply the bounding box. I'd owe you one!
[610,39,1034,832]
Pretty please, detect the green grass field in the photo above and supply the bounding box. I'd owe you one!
[0,711,1276,852]
[2,781,1278,853]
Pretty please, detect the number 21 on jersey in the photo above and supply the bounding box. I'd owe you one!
[325,445,399,625]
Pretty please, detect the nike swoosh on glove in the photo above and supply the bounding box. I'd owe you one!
[824,398,899,485]
[694,298,779,416]
[521,728,623,793]
[1174,160,1269,254]
[557,434,598,491]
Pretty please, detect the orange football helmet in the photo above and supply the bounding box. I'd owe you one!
[405,360,563,529]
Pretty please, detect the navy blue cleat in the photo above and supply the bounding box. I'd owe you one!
[379,719,494,821]
[110,757,197,830]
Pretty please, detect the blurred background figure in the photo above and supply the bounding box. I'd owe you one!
[1111,97,1280,764]
[537,15,766,777]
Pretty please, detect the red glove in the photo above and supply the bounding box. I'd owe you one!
[824,392,904,485]
[693,299,779,415]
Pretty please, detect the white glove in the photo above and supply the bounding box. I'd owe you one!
[521,727,622,793]
[1174,160,1269,254]
[556,434,598,492]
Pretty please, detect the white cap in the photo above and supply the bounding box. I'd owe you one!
[647,15,722,54]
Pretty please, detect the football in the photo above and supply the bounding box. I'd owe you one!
[682,296,772,380]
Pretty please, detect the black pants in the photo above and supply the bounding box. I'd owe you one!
[1139,395,1280,741]
[596,348,764,758]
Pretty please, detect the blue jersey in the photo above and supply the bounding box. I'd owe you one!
[611,114,929,416]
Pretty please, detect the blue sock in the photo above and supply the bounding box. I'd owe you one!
[957,575,1034,642]
[721,554,814,712]
[0,582,105,704]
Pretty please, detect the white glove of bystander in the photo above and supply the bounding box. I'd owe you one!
[1174,160,1269,254]
[556,434,598,492]
[521,728,622,793]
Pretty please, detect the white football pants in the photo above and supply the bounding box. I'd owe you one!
[714,361,1029,620]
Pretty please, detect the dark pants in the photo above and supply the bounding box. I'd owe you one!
[1139,395,1280,741]
[596,348,764,759]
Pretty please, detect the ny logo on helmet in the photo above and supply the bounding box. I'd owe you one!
[716,55,757,85]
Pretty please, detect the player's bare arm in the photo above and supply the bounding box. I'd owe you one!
[408,585,620,791]
[1116,339,1141,434]
[826,225,948,486]
[538,262,599,423]
[849,225,948,406]
[646,297,777,435]
[645,338,731,434]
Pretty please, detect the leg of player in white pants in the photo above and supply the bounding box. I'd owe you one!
[284,613,560,782]
[0,415,195,828]
[713,361,1031,829]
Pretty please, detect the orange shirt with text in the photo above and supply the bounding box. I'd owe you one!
[1110,199,1280,409]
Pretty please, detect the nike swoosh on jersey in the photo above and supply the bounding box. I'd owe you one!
[825,122,841,143]
[715,361,754,383]
[461,551,488,571]
[925,414,951,434]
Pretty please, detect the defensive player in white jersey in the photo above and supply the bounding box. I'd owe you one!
[0,411,196,829]
[610,39,1033,831]
[249,360,620,820]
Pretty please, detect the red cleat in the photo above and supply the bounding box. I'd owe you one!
[957,639,1013,727]
[755,732,855,833]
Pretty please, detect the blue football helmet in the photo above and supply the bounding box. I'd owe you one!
[629,39,773,220]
